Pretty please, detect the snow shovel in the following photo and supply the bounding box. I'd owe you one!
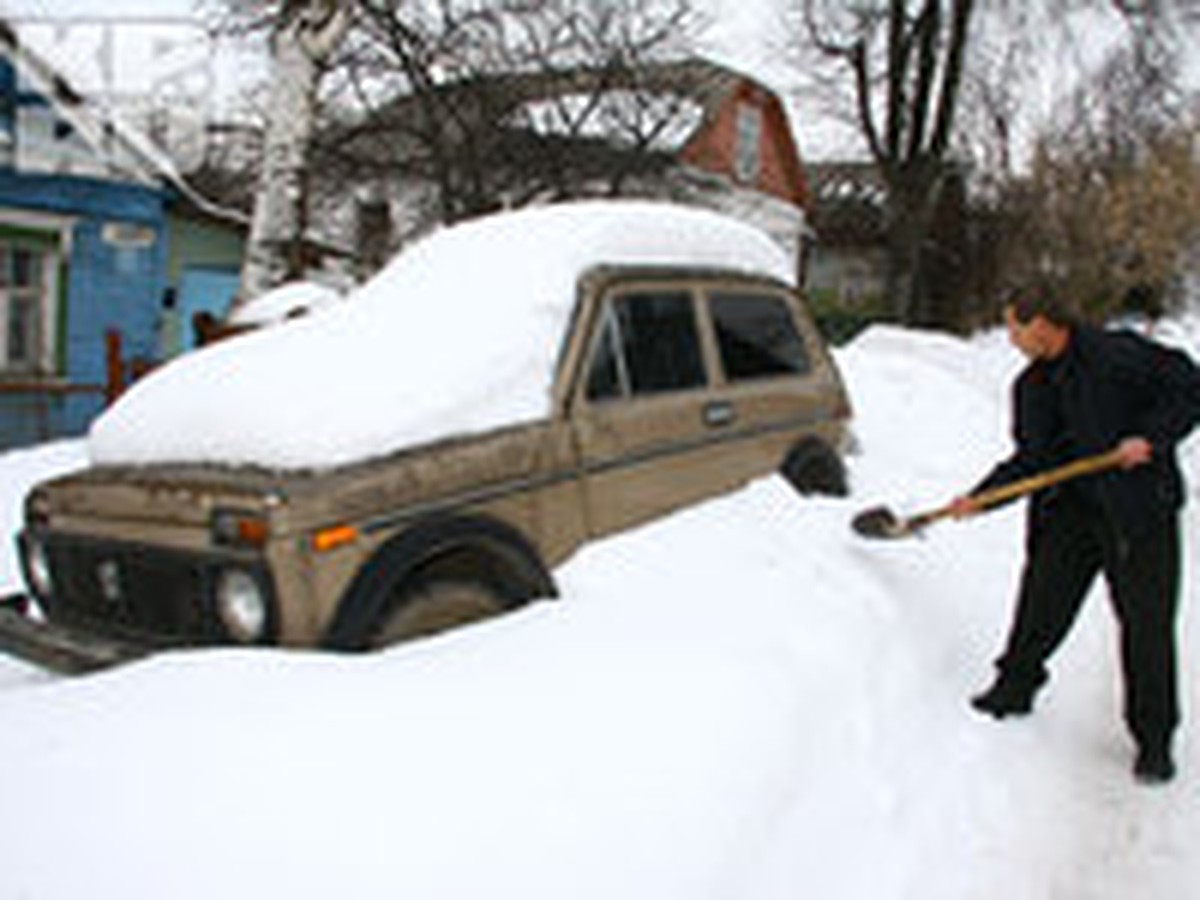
[851,447,1126,539]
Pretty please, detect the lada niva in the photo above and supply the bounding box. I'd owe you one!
[3,202,852,672]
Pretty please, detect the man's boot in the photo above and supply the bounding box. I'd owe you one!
[970,666,1046,719]
[1133,740,1176,784]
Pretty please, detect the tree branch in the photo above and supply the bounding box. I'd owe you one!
[904,0,939,161]
[884,0,909,162]
[929,0,973,158]
[852,39,886,165]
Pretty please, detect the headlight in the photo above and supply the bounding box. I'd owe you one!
[215,569,268,643]
[23,536,53,599]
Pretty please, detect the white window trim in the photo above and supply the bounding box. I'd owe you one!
[734,103,763,185]
[0,208,73,377]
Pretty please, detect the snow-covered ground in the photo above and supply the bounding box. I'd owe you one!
[1,316,1198,899]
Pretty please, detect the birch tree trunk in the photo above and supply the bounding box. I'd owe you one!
[234,0,351,310]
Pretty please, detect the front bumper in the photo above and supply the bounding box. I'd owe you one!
[0,600,163,674]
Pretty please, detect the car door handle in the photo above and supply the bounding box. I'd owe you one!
[703,401,736,428]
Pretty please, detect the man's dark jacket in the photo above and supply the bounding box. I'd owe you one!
[977,324,1200,538]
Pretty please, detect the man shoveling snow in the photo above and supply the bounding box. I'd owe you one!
[949,284,1200,784]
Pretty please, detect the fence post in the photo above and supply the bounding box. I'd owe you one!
[105,330,124,406]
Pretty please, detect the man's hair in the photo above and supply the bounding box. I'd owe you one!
[1004,283,1078,327]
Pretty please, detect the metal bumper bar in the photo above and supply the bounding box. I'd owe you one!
[0,598,152,675]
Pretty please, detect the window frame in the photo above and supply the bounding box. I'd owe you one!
[734,102,763,185]
[0,228,62,377]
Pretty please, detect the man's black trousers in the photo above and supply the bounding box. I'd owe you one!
[995,491,1181,749]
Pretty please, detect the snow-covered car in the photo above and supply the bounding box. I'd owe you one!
[3,201,852,672]
[224,280,343,328]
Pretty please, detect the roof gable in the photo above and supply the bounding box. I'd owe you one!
[0,19,162,187]
[677,72,809,209]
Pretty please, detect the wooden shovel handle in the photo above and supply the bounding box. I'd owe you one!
[921,448,1126,529]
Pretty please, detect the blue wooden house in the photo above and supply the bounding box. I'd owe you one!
[0,21,245,451]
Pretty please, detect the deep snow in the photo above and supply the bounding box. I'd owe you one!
[1,312,1197,899]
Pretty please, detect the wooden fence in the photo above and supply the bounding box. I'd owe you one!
[0,331,147,447]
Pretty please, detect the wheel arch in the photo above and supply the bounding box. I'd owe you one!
[779,436,849,497]
[323,513,557,651]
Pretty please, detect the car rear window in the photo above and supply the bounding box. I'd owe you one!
[708,292,811,382]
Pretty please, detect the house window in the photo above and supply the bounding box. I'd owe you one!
[0,242,54,374]
[734,103,762,184]
[357,199,393,275]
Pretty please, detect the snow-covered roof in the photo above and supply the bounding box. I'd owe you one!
[88,200,794,472]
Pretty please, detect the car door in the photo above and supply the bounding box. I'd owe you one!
[570,280,744,538]
[692,282,849,483]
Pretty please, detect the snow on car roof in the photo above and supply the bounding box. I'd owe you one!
[88,200,795,472]
[225,281,344,328]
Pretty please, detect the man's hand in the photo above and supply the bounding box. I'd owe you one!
[948,495,983,519]
[1116,437,1153,469]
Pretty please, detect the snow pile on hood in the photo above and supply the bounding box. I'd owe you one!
[225,281,343,328]
[88,201,792,472]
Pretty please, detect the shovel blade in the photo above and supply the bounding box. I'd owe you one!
[851,506,916,539]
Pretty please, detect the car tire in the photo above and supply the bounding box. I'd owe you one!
[370,578,509,648]
[781,440,848,497]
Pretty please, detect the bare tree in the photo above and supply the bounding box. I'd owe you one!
[997,42,1199,320]
[208,0,704,295]
[234,0,352,308]
[319,0,703,228]
[789,0,976,326]
[787,0,1196,328]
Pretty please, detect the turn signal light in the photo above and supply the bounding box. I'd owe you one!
[312,524,359,553]
[212,510,270,548]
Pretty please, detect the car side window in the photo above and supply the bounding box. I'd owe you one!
[708,292,812,382]
[585,290,706,401]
